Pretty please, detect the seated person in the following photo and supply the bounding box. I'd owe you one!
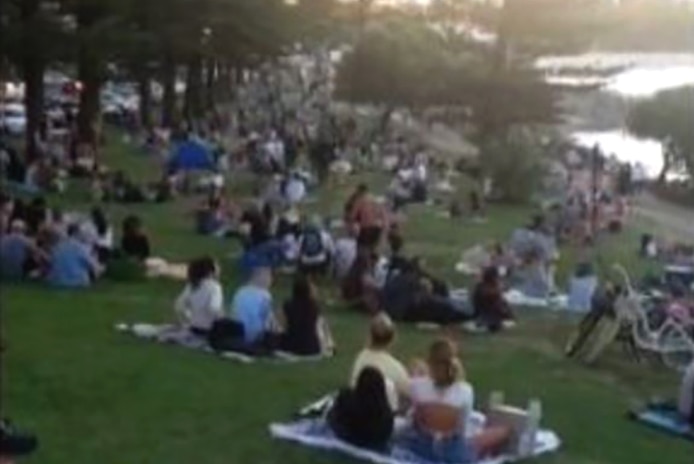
[229,266,277,352]
[350,313,409,411]
[297,218,334,276]
[332,224,358,280]
[174,257,224,336]
[0,220,46,280]
[515,250,552,298]
[46,224,102,288]
[328,367,394,451]
[279,274,334,356]
[283,173,307,205]
[386,228,409,280]
[487,242,516,278]
[404,339,510,463]
[470,267,515,332]
[120,215,151,261]
[341,250,380,313]
[567,261,598,313]
[80,207,114,262]
[239,203,272,249]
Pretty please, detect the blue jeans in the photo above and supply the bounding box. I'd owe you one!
[404,429,477,464]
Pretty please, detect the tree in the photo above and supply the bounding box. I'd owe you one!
[480,127,550,203]
[3,0,65,160]
[335,19,450,130]
[627,86,694,184]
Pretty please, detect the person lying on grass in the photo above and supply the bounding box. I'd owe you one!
[46,223,103,288]
[403,338,511,464]
[174,256,224,337]
[350,313,410,412]
[382,260,469,326]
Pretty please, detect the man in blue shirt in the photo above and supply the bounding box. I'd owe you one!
[230,266,275,345]
[0,220,44,280]
[47,224,102,288]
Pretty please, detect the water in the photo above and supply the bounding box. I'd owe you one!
[539,53,694,178]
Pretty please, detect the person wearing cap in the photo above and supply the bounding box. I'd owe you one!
[350,313,409,411]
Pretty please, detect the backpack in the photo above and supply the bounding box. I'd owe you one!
[300,228,326,264]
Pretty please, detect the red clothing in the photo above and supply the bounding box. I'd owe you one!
[349,196,387,230]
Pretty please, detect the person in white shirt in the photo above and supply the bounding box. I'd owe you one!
[284,174,306,206]
[174,257,224,336]
[333,224,358,280]
[80,207,113,261]
[405,339,510,462]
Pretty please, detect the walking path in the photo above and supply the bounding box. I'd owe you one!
[632,192,694,242]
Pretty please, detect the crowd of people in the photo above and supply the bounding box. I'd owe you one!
[2,51,693,463]
[0,193,153,287]
[330,318,512,461]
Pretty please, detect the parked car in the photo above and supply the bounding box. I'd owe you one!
[0,103,27,135]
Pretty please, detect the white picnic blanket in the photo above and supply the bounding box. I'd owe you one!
[115,323,330,364]
[270,417,561,464]
[504,290,569,311]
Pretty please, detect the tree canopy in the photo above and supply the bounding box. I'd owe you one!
[628,86,694,183]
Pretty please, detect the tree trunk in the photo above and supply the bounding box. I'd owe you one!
[136,66,152,131]
[183,54,203,121]
[77,66,101,145]
[204,58,217,110]
[161,53,177,129]
[23,56,44,163]
[20,0,44,162]
[76,6,104,145]
[216,62,231,102]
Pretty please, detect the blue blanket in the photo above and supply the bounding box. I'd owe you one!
[631,406,693,440]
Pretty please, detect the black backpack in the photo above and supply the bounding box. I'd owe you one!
[301,228,325,261]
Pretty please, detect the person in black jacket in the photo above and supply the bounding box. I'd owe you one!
[280,274,326,355]
[120,215,151,261]
[328,367,394,451]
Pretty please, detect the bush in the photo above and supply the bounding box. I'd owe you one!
[480,128,550,203]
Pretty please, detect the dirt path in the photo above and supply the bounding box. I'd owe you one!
[632,192,694,242]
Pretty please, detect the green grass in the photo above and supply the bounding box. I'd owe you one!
[2,134,690,464]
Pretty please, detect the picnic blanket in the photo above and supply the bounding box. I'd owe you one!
[630,405,693,440]
[270,416,561,464]
[115,323,330,364]
[504,289,569,311]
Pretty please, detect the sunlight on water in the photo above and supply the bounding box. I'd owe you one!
[607,66,694,97]
[572,131,664,177]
